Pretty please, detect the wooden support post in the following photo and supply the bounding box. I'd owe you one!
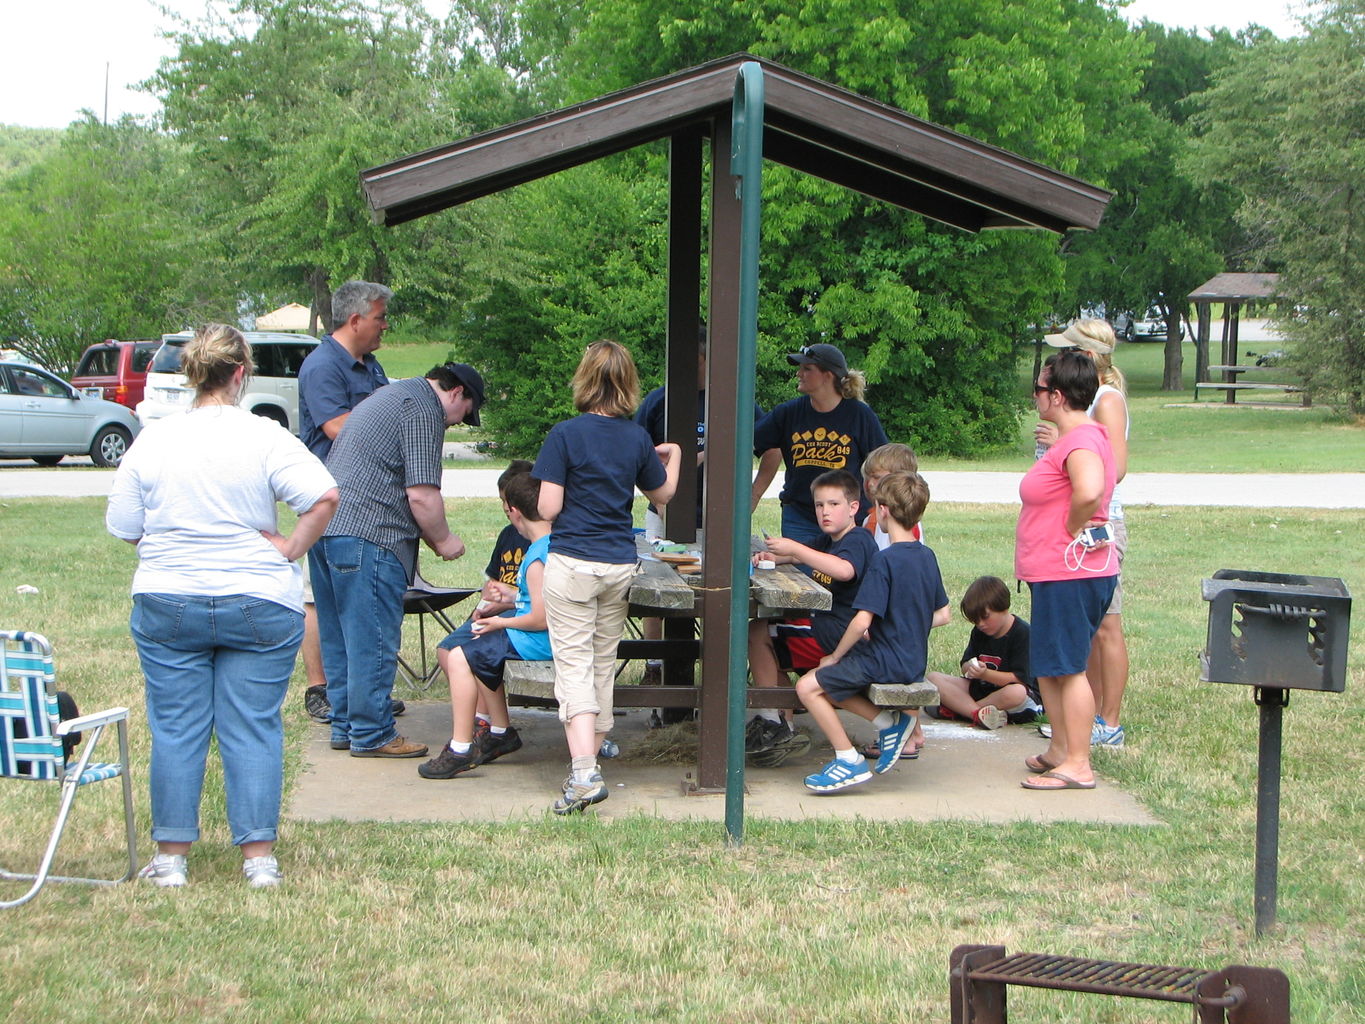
[694,113,743,793]
[664,128,704,539]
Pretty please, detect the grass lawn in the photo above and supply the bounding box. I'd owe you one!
[929,339,1364,473]
[1,497,1362,1022]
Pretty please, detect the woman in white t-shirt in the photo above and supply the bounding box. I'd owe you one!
[107,324,338,890]
[1036,319,1130,748]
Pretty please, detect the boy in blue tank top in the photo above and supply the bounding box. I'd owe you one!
[418,472,552,779]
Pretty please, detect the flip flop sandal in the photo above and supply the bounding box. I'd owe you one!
[1021,770,1096,791]
[864,740,921,760]
[1025,754,1058,774]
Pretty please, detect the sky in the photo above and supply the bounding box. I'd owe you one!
[3,0,1313,131]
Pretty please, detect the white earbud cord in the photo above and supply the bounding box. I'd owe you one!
[1064,535,1114,574]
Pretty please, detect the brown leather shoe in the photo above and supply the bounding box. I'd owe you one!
[350,735,429,758]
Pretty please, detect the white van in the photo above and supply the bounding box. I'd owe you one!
[136,331,319,433]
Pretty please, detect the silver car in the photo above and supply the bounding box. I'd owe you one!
[0,359,142,467]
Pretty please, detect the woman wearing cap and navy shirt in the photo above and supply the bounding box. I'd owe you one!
[753,343,889,546]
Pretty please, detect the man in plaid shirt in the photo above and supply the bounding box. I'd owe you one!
[309,362,484,759]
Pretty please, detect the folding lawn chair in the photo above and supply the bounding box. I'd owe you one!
[395,569,478,692]
[0,630,137,909]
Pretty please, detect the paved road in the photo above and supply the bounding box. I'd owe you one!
[4,465,1363,508]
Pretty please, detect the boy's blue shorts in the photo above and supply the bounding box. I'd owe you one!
[812,648,879,703]
[1027,576,1117,679]
[438,624,516,690]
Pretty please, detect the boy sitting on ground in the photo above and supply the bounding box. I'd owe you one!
[794,471,950,793]
[926,575,1042,729]
[418,472,551,779]
[746,469,879,763]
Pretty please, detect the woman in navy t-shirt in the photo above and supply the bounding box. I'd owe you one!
[753,343,889,545]
[533,340,680,814]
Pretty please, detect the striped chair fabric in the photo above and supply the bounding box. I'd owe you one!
[0,630,137,909]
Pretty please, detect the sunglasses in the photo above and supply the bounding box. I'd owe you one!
[1033,383,1052,394]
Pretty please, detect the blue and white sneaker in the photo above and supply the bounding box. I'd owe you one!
[873,710,914,774]
[1092,716,1126,747]
[804,756,873,793]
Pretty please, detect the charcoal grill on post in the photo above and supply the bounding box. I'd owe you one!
[1201,569,1352,935]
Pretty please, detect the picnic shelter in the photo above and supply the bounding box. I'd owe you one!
[358,54,1111,824]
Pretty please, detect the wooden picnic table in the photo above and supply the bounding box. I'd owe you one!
[1194,363,1310,406]
[505,539,935,712]
[505,537,831,705]
[627,536,832,618]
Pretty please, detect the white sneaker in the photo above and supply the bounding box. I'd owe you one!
[139,853,188,888]
[242,855,283,888]
[973,706,1008,730]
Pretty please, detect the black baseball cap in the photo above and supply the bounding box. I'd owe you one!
[444,362,485,426]
[787,342,848,379]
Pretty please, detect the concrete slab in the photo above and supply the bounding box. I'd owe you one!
[287,701,1161,827]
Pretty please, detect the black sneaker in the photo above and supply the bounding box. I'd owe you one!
[474,726,523,763]
[305,685,331,724]
[309,689,401,721]
[417,741,483,779]
[749,728,812,768]
[745,716,792,754]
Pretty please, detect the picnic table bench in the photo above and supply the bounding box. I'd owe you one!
[1195,364,1309,406]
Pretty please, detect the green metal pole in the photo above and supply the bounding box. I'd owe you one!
[725,61,764,846]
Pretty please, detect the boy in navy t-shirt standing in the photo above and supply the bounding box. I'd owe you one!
[794,471,950,793]
[746,469,877,761]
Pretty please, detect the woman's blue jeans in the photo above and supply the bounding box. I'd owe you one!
[131,593,303,846]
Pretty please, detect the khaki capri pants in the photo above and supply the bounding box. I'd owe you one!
[543,552,635,731]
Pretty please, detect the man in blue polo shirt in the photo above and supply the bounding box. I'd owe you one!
[299,280,392,461]
[298,280,393,722]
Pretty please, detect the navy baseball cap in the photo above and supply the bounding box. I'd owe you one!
[444,362,485,426]
[787,343,848,379]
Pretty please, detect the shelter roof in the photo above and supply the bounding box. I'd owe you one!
[361,53,1110,234]
[254,302,312,331]
[1189,273,1281,302]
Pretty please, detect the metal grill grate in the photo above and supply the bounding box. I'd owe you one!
[968,953,1208,1002]
[951,945,1291,1024]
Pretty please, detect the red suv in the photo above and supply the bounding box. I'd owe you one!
[70,340,159,411]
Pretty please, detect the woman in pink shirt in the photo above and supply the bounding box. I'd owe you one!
[1015,349,1118,791]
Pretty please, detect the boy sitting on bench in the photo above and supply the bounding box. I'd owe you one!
[746,469,878,764]
[418,472,551,779]
[795,471,950,793]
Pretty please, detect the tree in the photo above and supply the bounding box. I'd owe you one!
[0,118,232,372]
[1061,24,1248,390]
[148,0,536,330]
[483,0,1152,456]
[1189,0,1365,412]
[0,126,62,182]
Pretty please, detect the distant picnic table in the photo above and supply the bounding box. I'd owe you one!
[1195,364,1310,406]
